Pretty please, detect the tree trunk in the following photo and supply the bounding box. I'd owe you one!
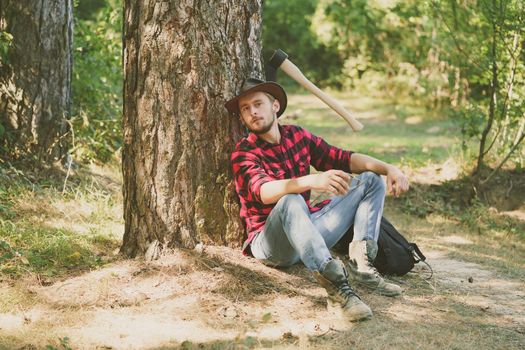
[475,14,498,174]
[0,0,72,162]
[121,1,262,257]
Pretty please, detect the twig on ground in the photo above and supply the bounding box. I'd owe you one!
[422,277,437,293]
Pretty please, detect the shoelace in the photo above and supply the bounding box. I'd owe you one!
[337,283,361,301]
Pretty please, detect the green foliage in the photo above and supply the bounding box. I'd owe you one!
[456,104,486,142]
[263,0,524,172]
[0,31,13,145]
[311,0,439,94]
[0,217,112,277]
[395,175,525,240]
[75,0,106,20]
[71,0,122,163]
[0,162,121,278]
[262,0,342,87]
[431,0,525,170]
[45,337,73,350]
[0,31,13,64]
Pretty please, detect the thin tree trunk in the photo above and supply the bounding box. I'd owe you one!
[121,1,262,257]
[483,31,520,157]
[500,32,520,140]
[481,130,525,184]
[0,0,72,162]
[475,15,498,174]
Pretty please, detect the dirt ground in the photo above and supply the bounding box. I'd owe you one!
[1,216,524,349]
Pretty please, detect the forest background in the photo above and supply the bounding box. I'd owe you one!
[2,0,521,169]
[1,0,522,171]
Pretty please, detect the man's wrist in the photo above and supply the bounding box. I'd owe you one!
[384,164,395,175]
[296,174,316,191]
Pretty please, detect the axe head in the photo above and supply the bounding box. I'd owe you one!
[265,49,289,82]
[269,49,289,69]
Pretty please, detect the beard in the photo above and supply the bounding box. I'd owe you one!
[247,114,276,135]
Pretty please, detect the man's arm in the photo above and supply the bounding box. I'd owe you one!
[260,170,351,205]
[350,153,409,197]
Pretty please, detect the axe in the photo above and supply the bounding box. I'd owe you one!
[267,49,364,132]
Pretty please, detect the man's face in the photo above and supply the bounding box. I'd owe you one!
[238,91,280,135]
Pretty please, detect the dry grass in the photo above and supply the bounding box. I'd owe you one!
[1,218,524,349]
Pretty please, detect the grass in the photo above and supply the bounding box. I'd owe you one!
[0,160,122,280]
[392,173,525,240]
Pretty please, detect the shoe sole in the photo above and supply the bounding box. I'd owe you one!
[351,279,402,297]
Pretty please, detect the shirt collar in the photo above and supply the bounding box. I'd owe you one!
[247,124,285,148]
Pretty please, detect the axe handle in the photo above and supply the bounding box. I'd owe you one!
[280,59,364,132]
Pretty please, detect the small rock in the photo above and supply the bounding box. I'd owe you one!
[194,243,205,254]
[468,277,473,283]
[218,306,238,319]
[118,292,149,307]
[41,279,53,287]
[282,331,298,341]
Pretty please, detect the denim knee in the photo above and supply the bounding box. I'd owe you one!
[276,194,308,213]
[360,171,385,193]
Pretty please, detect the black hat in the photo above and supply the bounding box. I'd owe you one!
[225,78,287,117]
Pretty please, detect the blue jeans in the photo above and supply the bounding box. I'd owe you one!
[250,171,385,271]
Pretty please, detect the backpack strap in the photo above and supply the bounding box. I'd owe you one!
[409,243,433,279]
[410,243,426,262]
[419,259,434,280]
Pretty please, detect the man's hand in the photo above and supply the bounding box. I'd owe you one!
[386,166,409,197]
[311,170,351,196]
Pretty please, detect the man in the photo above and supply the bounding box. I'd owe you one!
[226,78,409,322]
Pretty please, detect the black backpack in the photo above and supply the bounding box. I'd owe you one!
[373,216,427,276]
[343,216,428,276]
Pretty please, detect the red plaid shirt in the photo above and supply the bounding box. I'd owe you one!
[231,124,353,254]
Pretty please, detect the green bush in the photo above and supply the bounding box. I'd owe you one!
[71,0,122,163]
[0,30,13,64]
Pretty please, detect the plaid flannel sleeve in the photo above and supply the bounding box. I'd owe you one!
[231,149,274,204]
[302,127,353,173]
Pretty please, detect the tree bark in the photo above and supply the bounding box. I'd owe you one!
[0,0,72,162]
[121,1,262,257]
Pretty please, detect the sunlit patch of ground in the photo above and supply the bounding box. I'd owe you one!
[1,235,524,349]
[501,205,525,221]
